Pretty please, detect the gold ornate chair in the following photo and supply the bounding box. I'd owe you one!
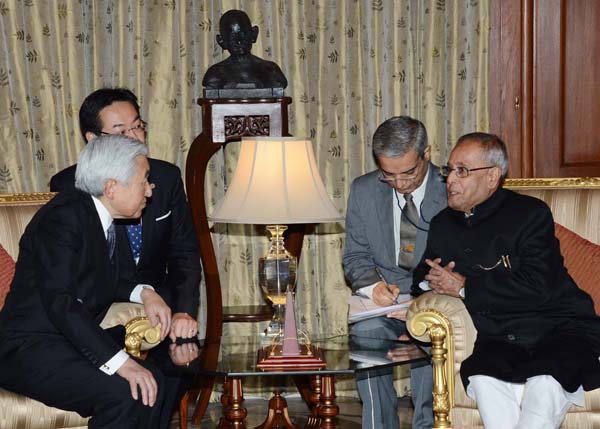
[406,178,600,429]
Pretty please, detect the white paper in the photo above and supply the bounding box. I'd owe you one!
[348,294,413,324]
[349,351,393,366]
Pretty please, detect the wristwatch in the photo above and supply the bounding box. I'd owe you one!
[458,287,465,299]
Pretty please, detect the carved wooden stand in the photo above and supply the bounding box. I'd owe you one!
[184,97,311,428]
[185,97,298,341]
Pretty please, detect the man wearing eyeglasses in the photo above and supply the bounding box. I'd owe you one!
[413,133,600,429]
[50,88,202,343]
[343,116,447,429]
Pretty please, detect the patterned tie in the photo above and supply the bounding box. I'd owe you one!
[125,223,143,261]
[106,222,116,262]
[398,193,418,269]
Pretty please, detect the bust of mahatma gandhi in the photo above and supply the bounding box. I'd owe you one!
[202,10,288,90]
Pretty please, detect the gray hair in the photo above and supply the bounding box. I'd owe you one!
[75,134,149,197]
[456,132,509,178]
[372,116,428,158]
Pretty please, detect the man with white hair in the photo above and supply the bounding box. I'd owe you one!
[414,132,600,429]
[0,135,176,428]
[51,87,201,343]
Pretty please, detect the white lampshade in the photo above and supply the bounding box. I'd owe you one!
[209,137,342,224]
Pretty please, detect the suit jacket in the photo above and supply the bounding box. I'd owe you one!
[50,158,201,316]
[413,187,600,347]
[412,188,600,391]
[0,190,132,367]
[343,163,447,293]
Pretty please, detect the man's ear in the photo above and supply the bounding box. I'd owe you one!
[84,131,97,143]
[103,179,117,199]
[251,26,259,43]
[216,34,226,50]
[488,166,502,189]
[423,146,431,162]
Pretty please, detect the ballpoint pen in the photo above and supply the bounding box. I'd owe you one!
[374,267,399,304]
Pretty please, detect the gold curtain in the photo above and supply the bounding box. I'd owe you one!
[0,0,489,343]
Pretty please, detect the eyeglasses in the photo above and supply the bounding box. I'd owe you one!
[440,165,495,178]
[101,121,147,137]
[378,162,421,184]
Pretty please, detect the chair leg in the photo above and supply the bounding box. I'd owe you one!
[191,376,216,426]
[179,390,189,429]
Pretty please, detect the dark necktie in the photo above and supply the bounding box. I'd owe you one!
[106,222,116,262]
[125,223,143,261]
[398,193,418,269]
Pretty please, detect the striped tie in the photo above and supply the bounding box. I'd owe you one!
[398,193,418,269]
[106,222,116,262]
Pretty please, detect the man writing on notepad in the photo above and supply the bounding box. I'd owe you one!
[343,116,447,429]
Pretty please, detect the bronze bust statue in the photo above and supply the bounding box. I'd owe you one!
[202,10,288,91]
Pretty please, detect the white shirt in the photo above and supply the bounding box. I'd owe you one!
[91,197,154,375]
[358,166,431,298]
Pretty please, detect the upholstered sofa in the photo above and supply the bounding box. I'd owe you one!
[407,177,600,429]
[0,192,161,429]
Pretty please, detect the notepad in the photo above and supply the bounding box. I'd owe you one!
[349,350,393,366]
[348,294,413,324]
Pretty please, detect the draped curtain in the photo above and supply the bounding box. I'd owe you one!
[0,0,489,342]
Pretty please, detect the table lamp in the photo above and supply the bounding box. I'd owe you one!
[209,136,342,337]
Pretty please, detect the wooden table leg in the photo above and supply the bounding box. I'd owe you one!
[308,375,322,413]
[218,376,247,428]
[316,375,339,429]
[255,389,301,429]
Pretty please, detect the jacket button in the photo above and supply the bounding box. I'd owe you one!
[507,334,516,341]
[464,248,472,253]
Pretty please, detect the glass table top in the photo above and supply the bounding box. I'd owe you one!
[187,334,428,377]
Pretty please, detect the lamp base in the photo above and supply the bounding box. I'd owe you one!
[257,344,326,370]
[259,225,297,338]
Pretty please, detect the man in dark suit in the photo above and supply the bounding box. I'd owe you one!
[415,133,600,429]
[0,135,177,428]
[343,116,447,429]
[51,88,201,342]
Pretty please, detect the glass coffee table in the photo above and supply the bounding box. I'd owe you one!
[184,334,428,429]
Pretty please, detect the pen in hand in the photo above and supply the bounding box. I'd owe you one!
[374,267,399,304]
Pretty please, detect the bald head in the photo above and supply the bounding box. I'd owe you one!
[217,10,258,57]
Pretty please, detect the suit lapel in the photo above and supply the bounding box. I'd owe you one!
[82,194,118,302]
[139,212,152,265]
[374,178,396,265]
[138,164,161,265]
[115,224,136,277]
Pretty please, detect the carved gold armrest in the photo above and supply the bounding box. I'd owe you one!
[407,308,455,429]
[124,316,162,358]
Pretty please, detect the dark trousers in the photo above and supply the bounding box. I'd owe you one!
[0,334,176,429]
[350,317,434,429]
